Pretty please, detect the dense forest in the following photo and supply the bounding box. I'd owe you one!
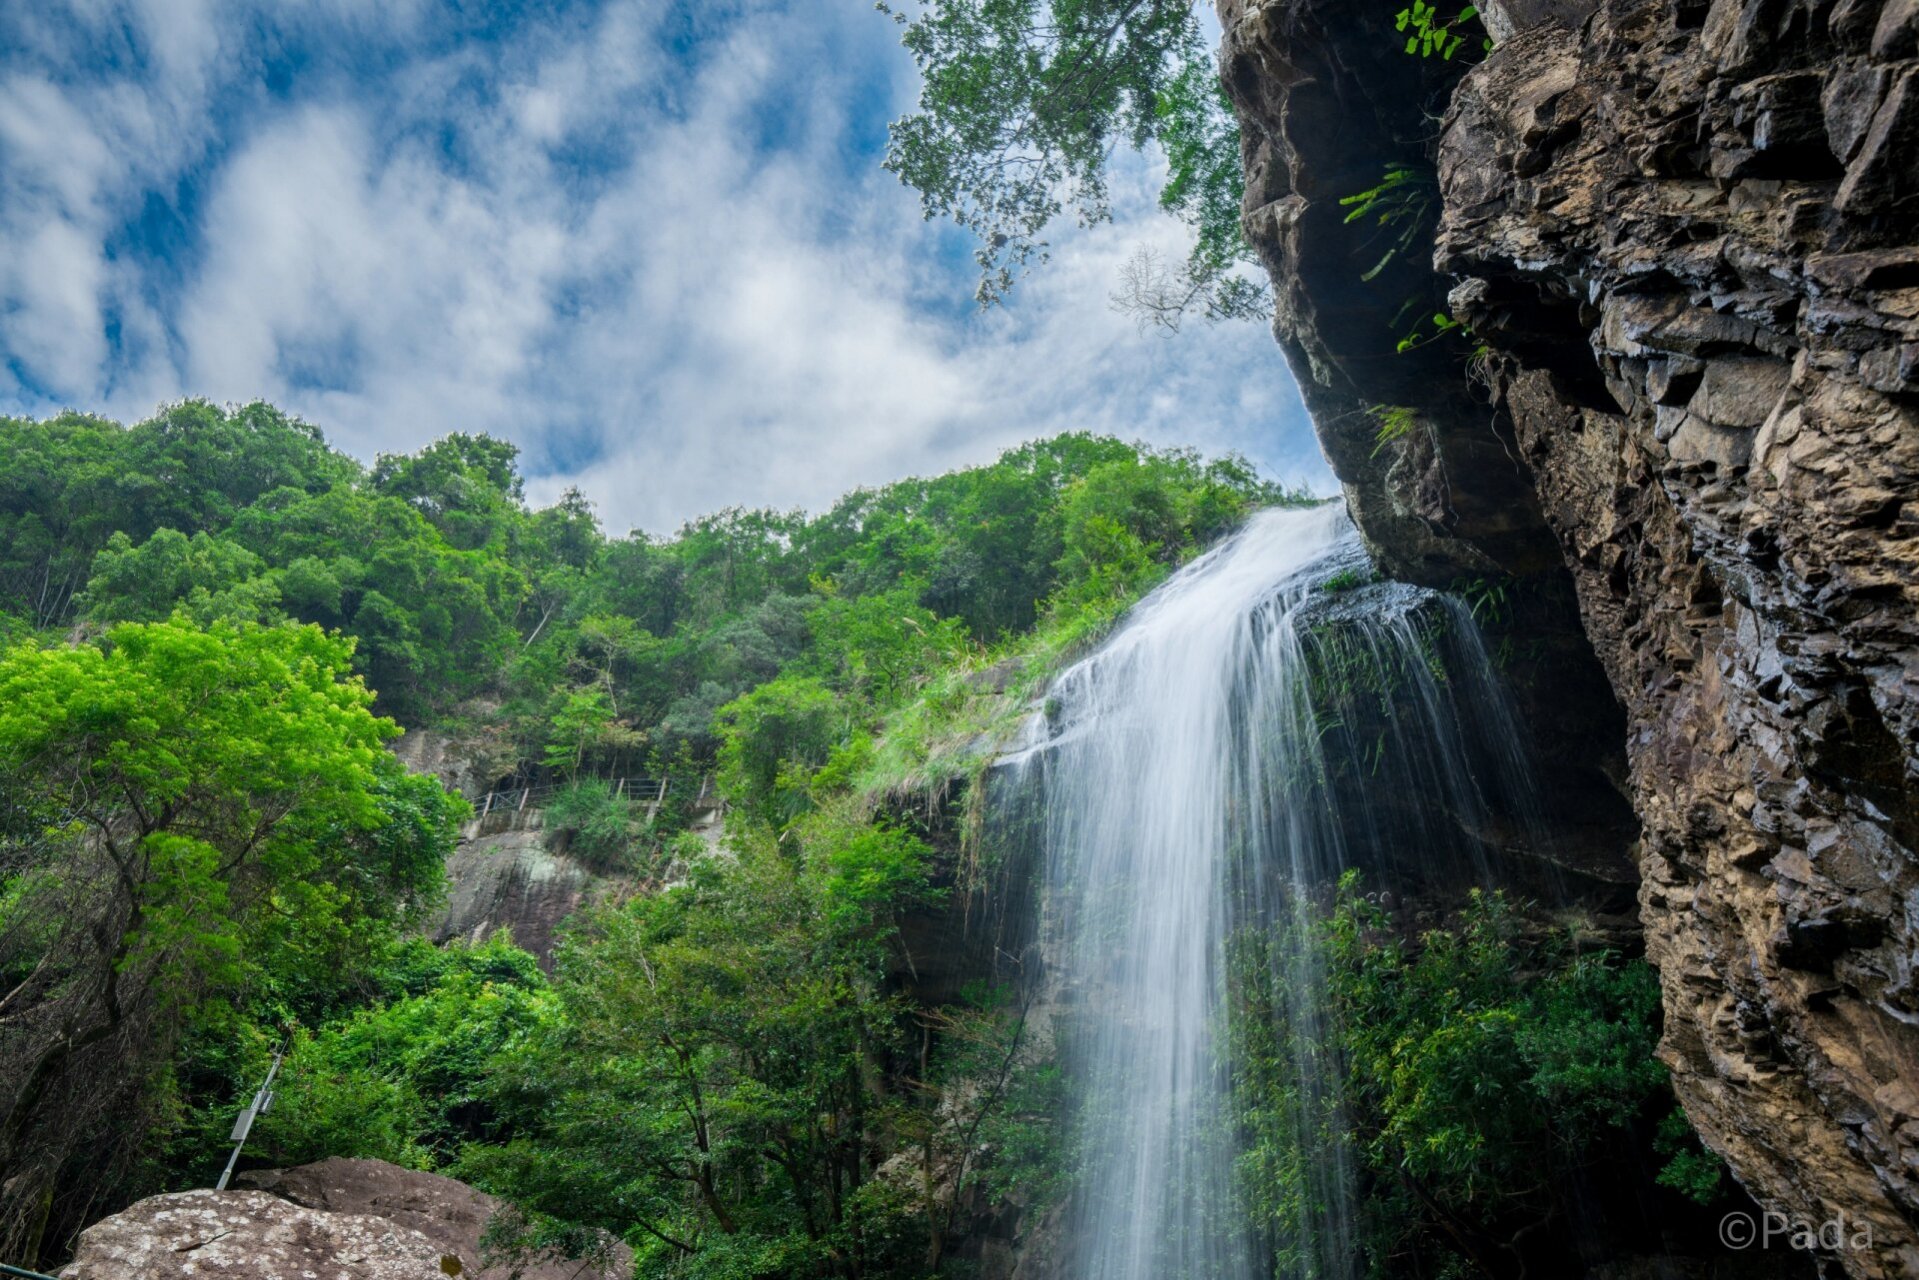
[0,400,1304,1273]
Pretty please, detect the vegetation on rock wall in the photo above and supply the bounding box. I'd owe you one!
[1229,874,1730,1279]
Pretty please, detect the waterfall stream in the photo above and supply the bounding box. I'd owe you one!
[1003,503,1550,1279]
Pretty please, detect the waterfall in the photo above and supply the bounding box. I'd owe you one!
[1005,502,1549,1279]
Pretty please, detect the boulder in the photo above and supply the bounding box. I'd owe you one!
[60,1158,626,1280]
[58,1188,462,1279]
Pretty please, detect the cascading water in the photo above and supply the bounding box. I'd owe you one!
[1004,502,1552,1279]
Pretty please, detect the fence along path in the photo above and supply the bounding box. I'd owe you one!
[475,776,672,823]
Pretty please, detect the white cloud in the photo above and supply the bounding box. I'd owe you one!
[0,0,1330,532]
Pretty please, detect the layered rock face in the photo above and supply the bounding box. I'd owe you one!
[1220,0,1919,1272]
[431,807,599,965]
[1435,2,1919,1269]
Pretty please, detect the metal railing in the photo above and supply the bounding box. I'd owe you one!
[475,776,669,821]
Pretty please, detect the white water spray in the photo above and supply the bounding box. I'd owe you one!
[1013,503,1547,1279]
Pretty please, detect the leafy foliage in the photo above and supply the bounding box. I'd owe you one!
[457,818,1055,1279]
[0,617,466,1260]
[0,405,1298,1272]
[881,0,1264,325]
[1338,166,1439,285]
[246,935,555,1170]
[1229,875,1727,1278]
[1367,404,1422,458]
[544,779,655,874]
[1394,1,1491,60]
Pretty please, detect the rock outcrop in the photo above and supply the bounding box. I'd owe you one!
[1214,0,1641,919]
[59,1158,624,1280]
[392,719,516,804]
[431,808,600,965]
[59,1188,462,1279]
[395,725,634,967]
[1218,0,1919,1272]
[1434,1,1919,1270]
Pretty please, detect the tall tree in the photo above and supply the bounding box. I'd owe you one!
[0,618,465,1260]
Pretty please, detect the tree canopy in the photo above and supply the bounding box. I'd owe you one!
[880,0,1267,325]
[0,401,1300,1269]
[0,617,465,1258]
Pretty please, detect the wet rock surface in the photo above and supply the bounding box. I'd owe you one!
[1214,0,1641,934]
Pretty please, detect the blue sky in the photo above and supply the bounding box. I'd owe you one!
[0,0,1331,534]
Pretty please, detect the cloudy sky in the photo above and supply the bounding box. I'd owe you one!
[0,0,1330,535]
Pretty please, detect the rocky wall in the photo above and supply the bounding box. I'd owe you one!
[1434,1,1919,1270]
[1216,0,1919,1271]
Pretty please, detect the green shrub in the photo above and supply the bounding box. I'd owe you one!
[250,934,553,1170]
[543,778,648,873]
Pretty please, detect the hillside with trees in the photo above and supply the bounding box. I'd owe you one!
[0,400,1298,1272]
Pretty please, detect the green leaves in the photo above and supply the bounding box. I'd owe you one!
[542,688,640,777]
[250,935,555,1170]
[0,618,467,990]
[463,832,931,1274]
[714,676,845,829]
[82,528,285,626]
[1229,874,1694,1274]
[1336,165,1437,284]
[882,0,1261,319]
[1393,0,1489,60]
[0,617,468,1254]
[820,824,940,932]
[228,486,528,719]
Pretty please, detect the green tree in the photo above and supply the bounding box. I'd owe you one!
[714,677,846,830]
[543,688,641,778]
[881,0,1264,323]
[247,934,555,1171]
[80,529,282,625]
[228,487,526,716]
[0,402,352,629]
[0,618,465,1260]
[459,828,940,1279]
[370,433,526,553]
[805,586,970,707]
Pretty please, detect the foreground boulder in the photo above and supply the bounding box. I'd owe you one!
[58,1188,460,1279]
[61,1157,625,1279]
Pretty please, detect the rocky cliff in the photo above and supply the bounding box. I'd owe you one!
[395,727,657,966]
[1218,0,1919,1272]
